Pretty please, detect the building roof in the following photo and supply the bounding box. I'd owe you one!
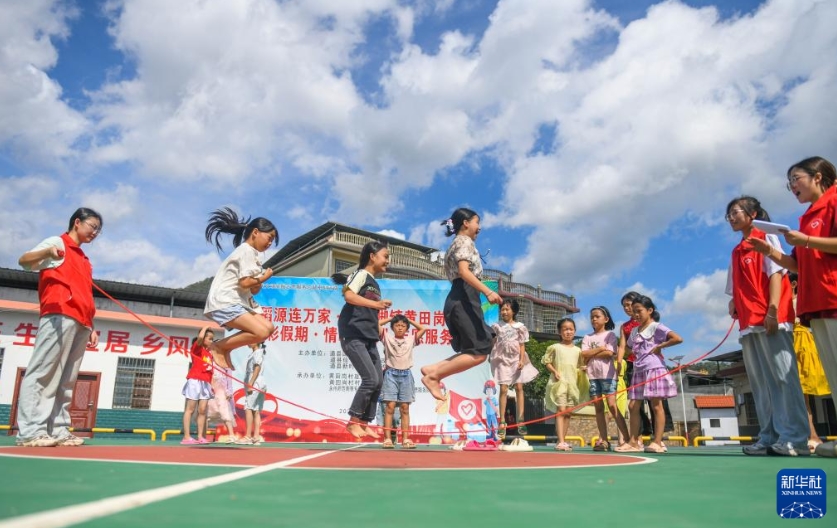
[0,267,207,308]
[264,221,437,269]
[693,395,735,409]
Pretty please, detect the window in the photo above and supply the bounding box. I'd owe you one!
[709,418,721,428]
[112,357,155,409]
[742,392,758,426]
[335,259,354,273]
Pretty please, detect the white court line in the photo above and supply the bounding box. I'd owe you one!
[0,448,350,528]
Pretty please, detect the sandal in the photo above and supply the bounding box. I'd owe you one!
[401,439,416,449]
[498,423,507,441]
[382,438,394,449]
[643,442,667,454]
[501,438,533,452]
[592,440,610,452]
[517,425,528,436]
[614,443,643,453]
[451,440,468,451]
[554,442,573,452]
[808,440,822,454]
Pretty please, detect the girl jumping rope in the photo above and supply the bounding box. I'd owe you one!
[332,241,392,439]
[203,208,278,365]
[543,318,582,451]
[490,299,538,438]
[725,195,809,457]
[421,208,503,400]
[582,306,629,451]
[616,295,682,454]
[749,156,837,458]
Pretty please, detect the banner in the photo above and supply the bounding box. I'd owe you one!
[228,277,499,443]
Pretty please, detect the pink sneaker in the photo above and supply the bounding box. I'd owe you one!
[180,437,199,445]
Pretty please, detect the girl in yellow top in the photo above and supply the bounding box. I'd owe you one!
[543,318,583,451]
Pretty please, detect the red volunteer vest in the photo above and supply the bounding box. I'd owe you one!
[795,186,837,320]
[731,229,794,330]
[38,233,96,328]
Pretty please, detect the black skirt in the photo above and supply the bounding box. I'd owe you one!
[444,279,495,355]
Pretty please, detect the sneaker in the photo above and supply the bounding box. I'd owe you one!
[742,442,769,456]
[814,440,837,458]
[768,442,810,457]
[15,434,58,447]
[55,434,85,446]
[235,436,253,445]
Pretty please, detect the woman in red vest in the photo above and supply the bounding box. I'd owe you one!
[725,196,809,456]
[750,156,837,458]
[16,208,102,447]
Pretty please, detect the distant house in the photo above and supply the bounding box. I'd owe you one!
[263,221,578,339]
[694,395,739,445]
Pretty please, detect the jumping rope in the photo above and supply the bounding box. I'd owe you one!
[91,282,739,440]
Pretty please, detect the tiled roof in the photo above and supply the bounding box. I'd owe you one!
[694,395,735,409]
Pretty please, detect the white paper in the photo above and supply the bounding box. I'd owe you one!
[752,220,791,235]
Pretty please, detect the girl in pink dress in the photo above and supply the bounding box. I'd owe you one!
[490,299,539,438]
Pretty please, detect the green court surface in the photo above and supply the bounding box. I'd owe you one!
[0,437,833,528]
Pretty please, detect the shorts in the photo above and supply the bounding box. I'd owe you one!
[182,379,214,400]
[245,389,266,411]
[588,378,618,398]
[205,305,248,327]
[380,368,415,403]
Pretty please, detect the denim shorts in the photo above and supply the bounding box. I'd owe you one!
[245,390,265,411]
[205,305,248,327]
[380,368,415,403]
[589,378,618,398]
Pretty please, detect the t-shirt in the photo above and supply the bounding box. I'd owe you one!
[187,341,214,383]
[380,328,419,370]
[337,269,382,341]
[627,322,672,371]
[582,330,618,380]
[444,235,482,281]
[246,347,266,390]
[204,244,264,314]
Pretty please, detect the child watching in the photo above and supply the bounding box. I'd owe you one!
[379,315,426,448]
[239,342,267,445]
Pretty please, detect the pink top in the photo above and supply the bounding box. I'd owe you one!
[582,330,618,380]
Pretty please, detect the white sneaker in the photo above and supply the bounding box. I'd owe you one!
[55,434,85,446]
[16,434,58,447]
[235,436,253,445]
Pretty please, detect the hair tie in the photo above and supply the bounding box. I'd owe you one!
[444,218,455,236]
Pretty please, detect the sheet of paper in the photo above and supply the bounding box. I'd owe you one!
[752,220,791,235]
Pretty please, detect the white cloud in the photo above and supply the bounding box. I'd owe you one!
[82,183,140,222]
[377,229,406,240]
[0,0,88,164]
[668,268,733,338]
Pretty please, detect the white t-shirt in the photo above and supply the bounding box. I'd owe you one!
[246,347,266,390]
[22,236,65,271]
[204,244,264,314]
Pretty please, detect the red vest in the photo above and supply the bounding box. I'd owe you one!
[795,186,837,318]
[38,233,96,328]
[731,229,794,330]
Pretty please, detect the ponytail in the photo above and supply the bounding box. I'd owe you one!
[205,207,278,252]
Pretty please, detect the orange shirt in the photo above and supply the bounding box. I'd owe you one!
[731,229,794,330]
[794,186,837,320]
[38,233,96,328]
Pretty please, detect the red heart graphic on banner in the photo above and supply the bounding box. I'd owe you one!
[460,401,474,416]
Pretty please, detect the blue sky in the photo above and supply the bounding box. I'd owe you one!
[1,0,836,362]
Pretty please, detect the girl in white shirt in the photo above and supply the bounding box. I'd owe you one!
[203,207,278,367]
